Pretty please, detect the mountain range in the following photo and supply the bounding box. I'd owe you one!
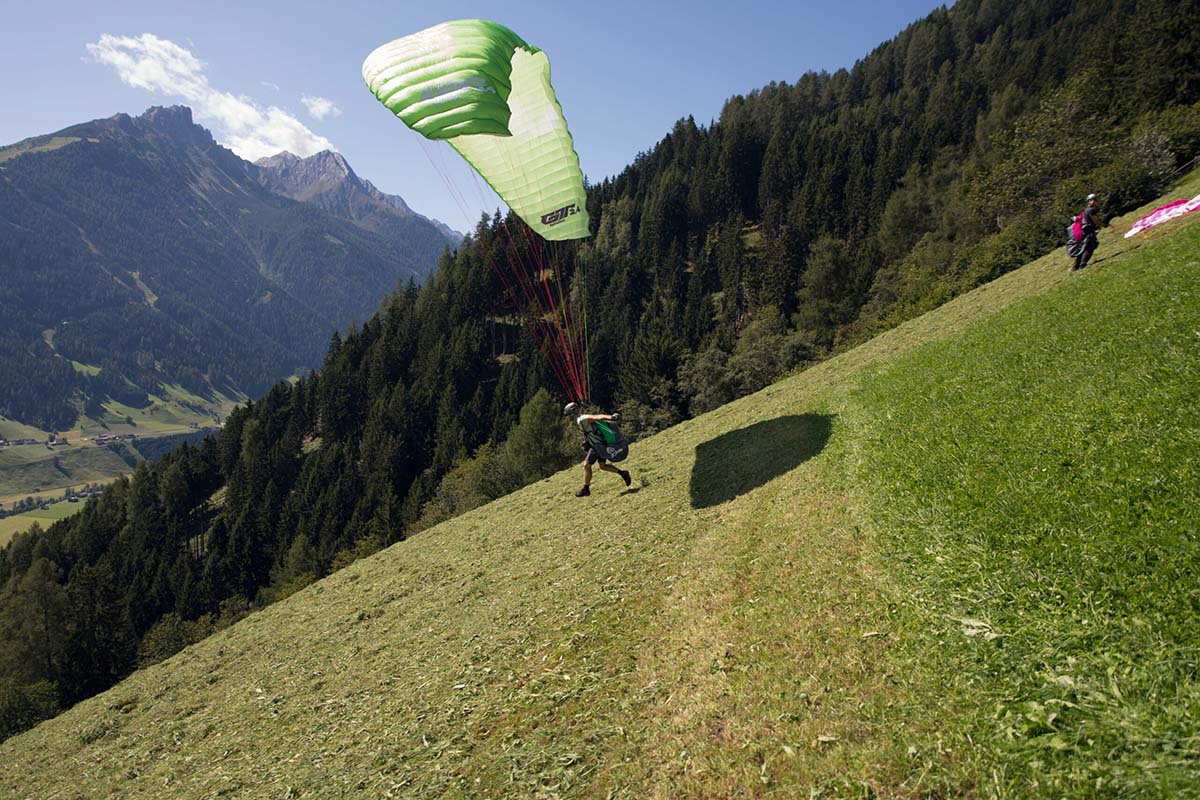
[0,106,459,431]
[255,150,461,243]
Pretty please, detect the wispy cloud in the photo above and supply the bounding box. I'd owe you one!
[86,33,334,161]
[260,81,280,92]
[301,95,342,121]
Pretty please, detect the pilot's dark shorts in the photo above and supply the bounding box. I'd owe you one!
[583,447,606,466]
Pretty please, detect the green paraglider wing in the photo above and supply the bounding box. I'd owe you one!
[363,19,590,241]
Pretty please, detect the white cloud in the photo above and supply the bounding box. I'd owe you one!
[86,33,334,161]
[260,81,280,91]
[301,95,342,120]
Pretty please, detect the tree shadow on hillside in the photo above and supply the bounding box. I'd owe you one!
[689,414,835,509]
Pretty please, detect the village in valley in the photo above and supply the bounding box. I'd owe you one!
[0,421,217,452]
[0,483,105,517]
[0,423,219,527]
[0,431,138,449]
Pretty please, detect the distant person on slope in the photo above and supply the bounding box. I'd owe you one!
[1073,193,1107,271]
[563,402,631,497]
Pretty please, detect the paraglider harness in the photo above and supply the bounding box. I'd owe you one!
[581,418,629,464]
[1067,202,1101,259]
[1065,213,1086,258]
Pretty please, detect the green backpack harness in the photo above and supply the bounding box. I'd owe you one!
[584,419,629,463]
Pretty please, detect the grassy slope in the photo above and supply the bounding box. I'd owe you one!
[0,135,84,164]
[0,445,137,496]
[0,501,86,545]
[0,418,45,441]
[2,174,1197,799]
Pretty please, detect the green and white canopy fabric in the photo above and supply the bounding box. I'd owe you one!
[363,19,590,241]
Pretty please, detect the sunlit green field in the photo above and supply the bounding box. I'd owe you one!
[0,443,138,499]
[0,135,84,163]
[0,382,236,500]
[0,416,45,441]
[0,501,85,546]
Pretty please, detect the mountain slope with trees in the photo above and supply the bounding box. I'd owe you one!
[0,107,451,430]
[578,0,1198,431]
[0,0,1198,750]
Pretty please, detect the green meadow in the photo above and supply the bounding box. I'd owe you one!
[0,382,235,503]
[0,443,138,501]
[0,501,86,546]
[2,174,1197,798]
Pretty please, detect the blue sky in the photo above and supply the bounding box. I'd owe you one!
[2,0,946,232]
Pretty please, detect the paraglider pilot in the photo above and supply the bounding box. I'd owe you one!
[1073,193,1108,271]
[564,402,632,497]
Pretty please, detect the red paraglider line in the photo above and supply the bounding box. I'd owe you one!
[548,242,588,401]
[542,244,579,400]
[424,150,571,397]
[417,145,577,397]
[465,165,588,403]
[490,246,577,399]
[424,151,589,403]
[456,171,574,398]
[545,244,586,402]
[502,218,585,401]
[543,236,587,401]
[495,220,582,401]
[523,226,583,401]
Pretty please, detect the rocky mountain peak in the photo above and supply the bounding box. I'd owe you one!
[118,105,222,155]
[141,104,194,125]
[255,149,424,232]
[136,105,200,136]
[255,149,356,199]
[313,149,352,174]
[256,151,302,168]
[253,149,461,243]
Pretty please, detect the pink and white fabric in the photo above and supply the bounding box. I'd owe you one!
[1124,194,1200,238]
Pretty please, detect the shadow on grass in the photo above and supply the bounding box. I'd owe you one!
[689,414,835,509]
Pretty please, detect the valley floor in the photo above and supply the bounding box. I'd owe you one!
[0,385,236,544]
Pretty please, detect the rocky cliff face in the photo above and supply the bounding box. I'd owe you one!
[255,150,461,242]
